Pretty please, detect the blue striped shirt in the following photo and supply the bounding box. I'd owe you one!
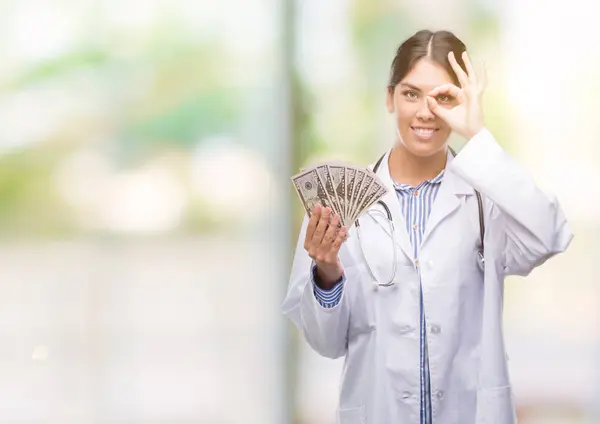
[311,264,345,307]
[312,170,445,424]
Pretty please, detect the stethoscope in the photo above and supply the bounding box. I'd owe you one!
[355,148,485,287]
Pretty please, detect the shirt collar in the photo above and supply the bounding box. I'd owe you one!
[394,168,445,191]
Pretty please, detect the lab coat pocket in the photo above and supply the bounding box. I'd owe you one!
[337,405,366,424]
[476,386,517,424]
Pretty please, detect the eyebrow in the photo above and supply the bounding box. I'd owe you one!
[398,82,422,92]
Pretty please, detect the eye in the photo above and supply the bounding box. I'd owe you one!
[436,94,454,104]
[402,90,418,100]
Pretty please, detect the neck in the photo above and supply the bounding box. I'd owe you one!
[388,144,448,187]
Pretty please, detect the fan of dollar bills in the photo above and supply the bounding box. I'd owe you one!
[291,162,389,227]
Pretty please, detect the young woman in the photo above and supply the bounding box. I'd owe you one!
[281,29,573,424]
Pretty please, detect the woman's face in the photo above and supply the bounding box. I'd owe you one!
[386,58,456,157]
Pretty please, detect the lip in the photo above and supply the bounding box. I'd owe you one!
[411,126,439,140]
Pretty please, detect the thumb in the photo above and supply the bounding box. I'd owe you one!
[426,96,447,119]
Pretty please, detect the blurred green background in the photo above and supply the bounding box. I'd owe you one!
[0,1,598,423]
[0,0,512,238]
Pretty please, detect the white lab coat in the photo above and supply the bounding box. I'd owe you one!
[281,128,573,424]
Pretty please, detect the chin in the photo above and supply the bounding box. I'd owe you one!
[400,129,448,157]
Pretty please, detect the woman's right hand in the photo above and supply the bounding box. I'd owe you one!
[304,203,348,289]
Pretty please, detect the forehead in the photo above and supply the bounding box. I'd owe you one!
[399,58,454,91]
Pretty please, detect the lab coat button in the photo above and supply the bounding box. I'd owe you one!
[431,325,441,334]
[436,391,444,400]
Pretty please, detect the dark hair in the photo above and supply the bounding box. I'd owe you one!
[388,30,468,92]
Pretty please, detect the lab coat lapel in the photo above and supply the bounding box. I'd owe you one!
[370,151,415,263]
[420,150,473,249]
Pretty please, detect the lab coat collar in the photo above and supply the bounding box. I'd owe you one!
[369,147,476,259]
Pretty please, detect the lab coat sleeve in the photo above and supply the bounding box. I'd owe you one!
[280,216,352,359]
[449,128,573,276]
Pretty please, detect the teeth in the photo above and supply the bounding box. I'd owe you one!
[413,128,435,135]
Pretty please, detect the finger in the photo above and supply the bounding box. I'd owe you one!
[448,51,469,88]
[312,206,331,245]
[426,96,449,120]
[326,226,348,261]
[428,83,463,100]
[321,214,340,251]
[462,51,477,84]
[305,203,321,242]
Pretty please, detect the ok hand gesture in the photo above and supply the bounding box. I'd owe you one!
[426,51,487,140]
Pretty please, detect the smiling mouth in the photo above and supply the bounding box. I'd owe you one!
[411,126,439,140]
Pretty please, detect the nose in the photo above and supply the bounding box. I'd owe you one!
[416,98,435,121]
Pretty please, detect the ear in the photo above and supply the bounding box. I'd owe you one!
[386,86,395,113]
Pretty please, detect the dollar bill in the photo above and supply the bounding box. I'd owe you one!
[349,172,375,221]
[348,169,365,220]
[291,168,336,217]
[292,161,388,227]
[328,164,346,221]
[351,182,385,223]
[315,164,342,218]
[345,167,357,225]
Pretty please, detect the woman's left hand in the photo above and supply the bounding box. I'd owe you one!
[426,51,487,140]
